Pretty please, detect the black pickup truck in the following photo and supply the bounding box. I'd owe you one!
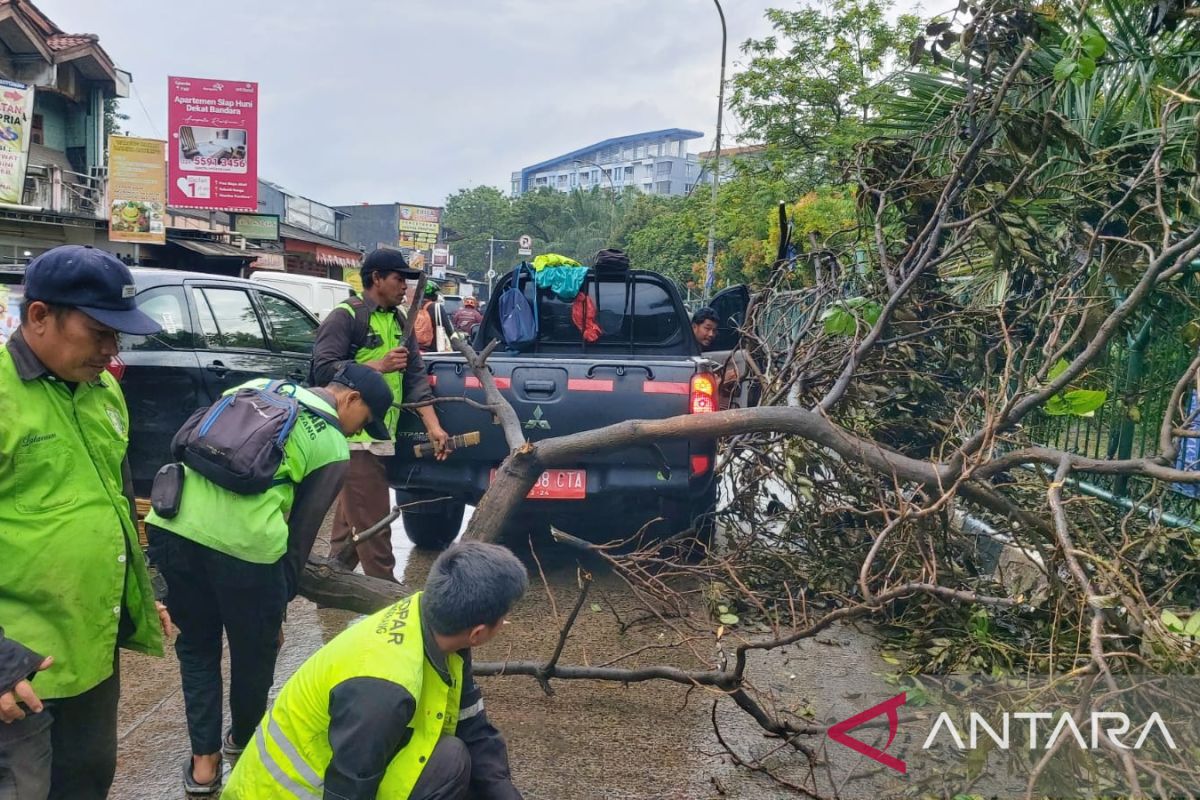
[387,265,748,549]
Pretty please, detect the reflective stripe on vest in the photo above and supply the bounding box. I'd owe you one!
[228,593,464,799]
[253,724,320,799]
[459,698,484,721]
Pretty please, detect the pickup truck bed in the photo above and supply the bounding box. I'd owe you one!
[387,267,723,548]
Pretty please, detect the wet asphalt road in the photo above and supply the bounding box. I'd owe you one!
[111,499,897,799]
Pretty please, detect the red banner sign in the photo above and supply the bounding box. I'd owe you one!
[167,76,258,211]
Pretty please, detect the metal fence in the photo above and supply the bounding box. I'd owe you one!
[1027,264,1200,519]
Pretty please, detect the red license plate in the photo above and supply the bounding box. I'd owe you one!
[491,469,587,500]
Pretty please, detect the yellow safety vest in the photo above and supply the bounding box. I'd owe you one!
[333,300,405,443]
[224,592,463,799]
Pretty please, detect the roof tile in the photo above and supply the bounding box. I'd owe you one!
[46,33,99,51]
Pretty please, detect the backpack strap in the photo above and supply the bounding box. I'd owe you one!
[334,296,407,359]
[268,380,342,430]
[334,297,371,358]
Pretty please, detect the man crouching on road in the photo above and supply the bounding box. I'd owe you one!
[224,542,528,800]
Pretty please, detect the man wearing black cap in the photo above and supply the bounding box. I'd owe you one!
[311,248,451,581]
[0,245,169,799]
[144,362,394,794]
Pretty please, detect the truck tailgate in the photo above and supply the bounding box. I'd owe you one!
[394,355,705,488]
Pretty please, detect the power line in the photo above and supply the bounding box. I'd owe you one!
[130,81,162,139]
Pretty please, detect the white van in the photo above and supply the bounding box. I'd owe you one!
[249,273,354,321]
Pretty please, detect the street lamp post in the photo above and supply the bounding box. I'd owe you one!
[705,0,727,298]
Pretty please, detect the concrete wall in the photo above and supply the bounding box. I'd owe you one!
[34,93,68,151]
[334,204,399,253]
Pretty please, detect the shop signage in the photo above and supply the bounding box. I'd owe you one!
[168,76,258,211]
[0,80,35,204]
[108,136,167,244]
[232,213,279,241]
[397,204,440,252]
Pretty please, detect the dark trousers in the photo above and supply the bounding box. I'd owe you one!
[0,658,120,800]
[411,736,471,800]
[331,450,397,581]
[147,526,288,756]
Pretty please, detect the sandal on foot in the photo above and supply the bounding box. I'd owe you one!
[182,757,222,796]
[222,730,246,761]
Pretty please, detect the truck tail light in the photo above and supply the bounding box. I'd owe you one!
[690,454,712,477]
[690,373,717,414]
[105,356,126,382]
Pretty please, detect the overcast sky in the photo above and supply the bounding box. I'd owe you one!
[37,0,804,208]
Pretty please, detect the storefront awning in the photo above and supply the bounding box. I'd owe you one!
[169,237,257,259]
[315,245,361,270]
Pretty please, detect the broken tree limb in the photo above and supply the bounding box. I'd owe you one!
[453,337,526,449]
[335,505,403,569]
[299,556,408,615]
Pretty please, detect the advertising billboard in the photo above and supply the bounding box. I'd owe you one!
[108,136,166,244]
[232,213,279,241]
[397,204,441,252]
[167,76,258,211]
[0,80,35,204]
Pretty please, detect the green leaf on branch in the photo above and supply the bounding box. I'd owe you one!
[1080,30,1107,59]
[719,613,740,626]
[1044,389,1107,417]
[1074,56,1097,82]
[821,297,883,336]
[1053,57,1077,81]
[1043,359,1106,417]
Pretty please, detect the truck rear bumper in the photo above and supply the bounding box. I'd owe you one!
[390,458,711,502]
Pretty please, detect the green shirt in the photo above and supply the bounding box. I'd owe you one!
[146,380,350,564]
[0,331,163,699]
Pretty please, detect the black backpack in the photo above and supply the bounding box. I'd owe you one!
[170,381,339,495]
[593,248,630,276]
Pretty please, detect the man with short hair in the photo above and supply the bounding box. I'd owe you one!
[145,363,394,795]
[311,249,451,581]
[0,245,168,799]
[224,541,528,800]
[691,306,720,351]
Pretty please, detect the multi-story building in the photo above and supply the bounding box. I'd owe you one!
[510,128,705,198]
[697,144,768,184]
[0,0,129,264]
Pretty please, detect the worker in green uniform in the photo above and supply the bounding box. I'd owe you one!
[311,248,451,581]
[0,245,169,799]
[223,541,528,800]
[145,364,394,795]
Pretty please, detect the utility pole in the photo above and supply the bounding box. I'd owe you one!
[487,236,521,297]
[705,0,727,299]
[488,236,496,296]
